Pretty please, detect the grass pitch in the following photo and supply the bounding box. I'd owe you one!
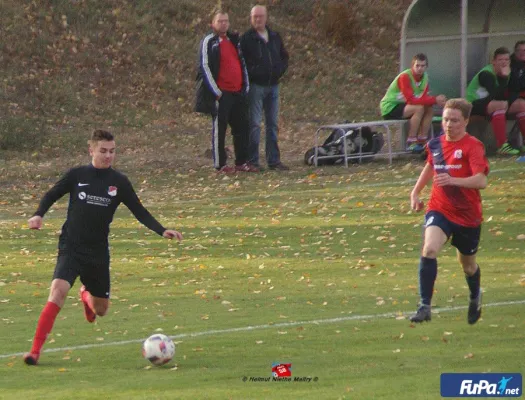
[0,158,524,399]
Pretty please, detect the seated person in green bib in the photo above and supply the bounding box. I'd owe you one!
[466,46,524,156]
[380,53,447,153]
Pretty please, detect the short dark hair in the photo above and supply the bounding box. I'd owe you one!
[412,53,428,66]
[444,98,472,120]
[211,9,228,23]
[515,40,525,51]
[493,47,510,58]
[90,130,114,143]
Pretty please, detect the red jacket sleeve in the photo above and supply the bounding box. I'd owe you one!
[398,73,437,106]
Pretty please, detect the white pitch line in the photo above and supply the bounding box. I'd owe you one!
[1,299,524,359]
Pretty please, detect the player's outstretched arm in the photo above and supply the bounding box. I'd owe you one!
[163,230,183,241]
[122,178,178,237]
[28,215,43,230]
[31,170,73,222]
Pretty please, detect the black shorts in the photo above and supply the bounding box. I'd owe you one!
[53,243,111,298]
[382,104,406,120]
[424,211,481,255]
[471,98,492,116]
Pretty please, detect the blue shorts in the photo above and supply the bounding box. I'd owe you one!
[424,211,481,255]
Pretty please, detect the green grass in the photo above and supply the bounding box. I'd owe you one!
[0,159,524,399]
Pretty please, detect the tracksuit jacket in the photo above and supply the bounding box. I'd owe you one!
[195,31,249,116]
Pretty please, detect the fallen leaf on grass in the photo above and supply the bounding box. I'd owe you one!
[393,333,404,339]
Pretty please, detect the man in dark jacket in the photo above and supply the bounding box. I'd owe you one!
[195,10,257,173]
[510,40,525,100]
[241,5,289,170]
[509,40,525,152]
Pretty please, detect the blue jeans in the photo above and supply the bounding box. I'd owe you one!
[248,83,281,166]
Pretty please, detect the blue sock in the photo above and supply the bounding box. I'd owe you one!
[465,265,481,300]
[419,257,437,306]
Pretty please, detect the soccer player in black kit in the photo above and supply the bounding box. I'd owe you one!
[23,130,182,365]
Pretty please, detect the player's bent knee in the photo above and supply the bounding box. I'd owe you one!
[94,305,108,316]
[421,246,439,259]
[494,102,508,111]
[516,100,525,112]
[462,265,477,277]
[459,259,478,275]
[48,279,71,306]
[91,297,109,316]
[412,105,425,116]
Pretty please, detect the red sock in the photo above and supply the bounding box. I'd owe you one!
[491,110,507,147]
[517,112,525,140]
[30,301,61,355]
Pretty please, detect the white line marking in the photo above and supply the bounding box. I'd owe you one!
[2,299,524,359]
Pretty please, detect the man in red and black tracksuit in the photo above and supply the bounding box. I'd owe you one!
[195,10,257,173]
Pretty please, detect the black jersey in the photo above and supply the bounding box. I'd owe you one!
[34,164,165,247]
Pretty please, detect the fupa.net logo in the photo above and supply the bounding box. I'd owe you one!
[441,373,522,397]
